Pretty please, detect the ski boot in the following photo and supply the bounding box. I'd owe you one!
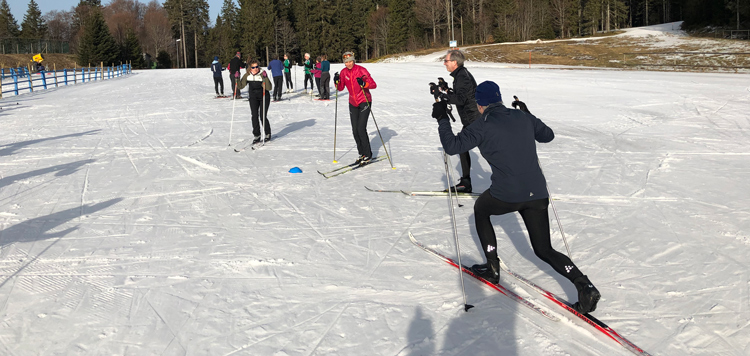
[573,275,601,314]
[470,259,499,284]
[252,136,262,144]
[445,177,472,193]
[264,134,272,142]
[359,156,372,166]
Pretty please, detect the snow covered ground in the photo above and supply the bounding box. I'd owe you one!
[1,61,749,356]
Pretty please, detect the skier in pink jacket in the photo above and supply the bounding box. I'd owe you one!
[334,51,378,165]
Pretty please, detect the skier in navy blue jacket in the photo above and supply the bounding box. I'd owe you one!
[211,56,224,97]
[268,55,284,101]
[433,81,601,314]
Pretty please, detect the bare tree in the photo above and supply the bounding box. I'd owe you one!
[368,6,389,57]
[143,0,171,56]
[275,17,296,56]
[415,0,446,45]
[45,10,75,42]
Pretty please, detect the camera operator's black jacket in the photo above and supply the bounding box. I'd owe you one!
[447,66,481,126]
[438,102,554,203]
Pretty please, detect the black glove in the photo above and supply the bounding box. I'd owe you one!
[511,95,531,114]
[432,101,449,121]
[334,72,340,84]
[429,83,440,99]
[356,77,365,87]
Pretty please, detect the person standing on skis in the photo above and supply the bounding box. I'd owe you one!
[302,53,314,94]
[228,52,244,98]
[433,49,481,193]
[319,54,331,100]
[211,56,225,97]
[238,59,273,144]
[283,53,293,93]
[431,81,601,314]
[268,55,284,101]
[334,51,377,165]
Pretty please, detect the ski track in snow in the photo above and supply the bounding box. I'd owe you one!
[1,40,750,355]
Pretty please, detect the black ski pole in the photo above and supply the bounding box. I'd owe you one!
[358,81,394,170]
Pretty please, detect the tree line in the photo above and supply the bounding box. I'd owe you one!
[0,0,746,69]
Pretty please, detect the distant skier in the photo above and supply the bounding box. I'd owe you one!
[283,53,293,93]
[320,54,331,100]
[268,55,284,101]
[228,52,244,98]
[302,53,313,94]
[431,80,601,314]
[211,56,225,97]
[312,56,322,98]
[433,49,481,193]
[238,59,273,144]
[334,51,377,165]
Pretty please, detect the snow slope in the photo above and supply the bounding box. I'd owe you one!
[1,64,749,355]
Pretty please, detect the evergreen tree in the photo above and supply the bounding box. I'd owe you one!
[20,0,47,39]
[0,0,20,38]
[156,49,172,68]
[239,0,276,63]
[77,8,118,66]
[387,0,415,53]
[122,29,145,68]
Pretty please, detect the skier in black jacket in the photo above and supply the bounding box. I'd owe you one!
[437,49,482,193]
[432,80,601,314]
[238,59,272,143]
[211,56,224,97]
[228,52,244,98]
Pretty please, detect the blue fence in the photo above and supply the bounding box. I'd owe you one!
[0,64,132,98]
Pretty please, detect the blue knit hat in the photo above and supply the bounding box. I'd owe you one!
[214,56,219,60]
[475,81,502,106]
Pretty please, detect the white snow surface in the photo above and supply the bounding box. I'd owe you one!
[1,64,750,356]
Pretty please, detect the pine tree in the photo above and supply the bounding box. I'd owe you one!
[20,0,47,39]
[387,0,415,53]
[78,8,118,66]
[239,0,277,63]
[0,0,20,38]
[156,49,172,68]
[122,29,145,68]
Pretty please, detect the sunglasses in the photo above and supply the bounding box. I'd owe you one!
[250,66,259,69]
[443,59,455,63]
[342,53,353,59]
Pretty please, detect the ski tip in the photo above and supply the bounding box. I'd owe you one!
[464,304,475,312]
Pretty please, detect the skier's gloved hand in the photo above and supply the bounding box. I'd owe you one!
[356,77,365,87]
[432,101,449,122]
[511,95,531,114]
[234,71,239,78]
[429,83,441,99]
[261,71,267,78]
[334,72,340,85]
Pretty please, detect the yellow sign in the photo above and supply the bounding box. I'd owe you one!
[32,53,44,62]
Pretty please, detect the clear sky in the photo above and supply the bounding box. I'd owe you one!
[7,0,224,27]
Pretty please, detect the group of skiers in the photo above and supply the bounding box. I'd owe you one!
[209,49,601,314]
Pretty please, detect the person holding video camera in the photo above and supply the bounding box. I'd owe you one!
[432,49,481,193]
[431,81,601,314]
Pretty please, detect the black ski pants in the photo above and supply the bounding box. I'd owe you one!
[273,75,283,100]
[304,73,313,90]
[458,117,477,180]
[315,77,321,96]
[320,72,331,99]
[249,92,271,137]
[213,77,224,95]
[349,103,372,159]
[284,72,292,89]
[474,192,583,283]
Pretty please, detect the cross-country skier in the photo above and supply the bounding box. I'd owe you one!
[283,53,293,93]
[302,53,314,94]
[312,56,323,98]
[432,49,481,193]
[238,59,273,144]
[334,51,377,165]
[268,55,284,101]
[228,52,244,98]
[431,80,601,314]
[320,54,331,100]
[211,55,225,97]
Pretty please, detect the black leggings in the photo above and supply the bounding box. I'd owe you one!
[284,72,292,89]
[273,76,283,100]
[349,103,372,158]
[249,92,271,137]
[213,77,224,95]
[474,191,583,283]
[304,73,313,89]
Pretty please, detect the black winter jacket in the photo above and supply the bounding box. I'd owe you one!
[438,102,554,203]
[229,57,244,75]
[447,66,481,126]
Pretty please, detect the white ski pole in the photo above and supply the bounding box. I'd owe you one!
[444,150,474,312]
